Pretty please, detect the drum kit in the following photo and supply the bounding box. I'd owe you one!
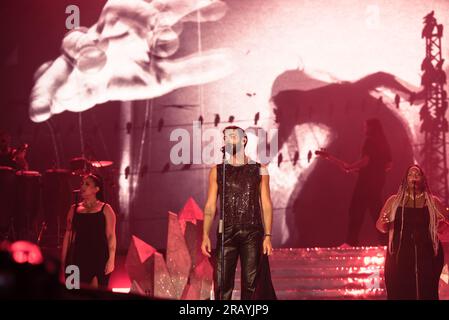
[0,157,114,247]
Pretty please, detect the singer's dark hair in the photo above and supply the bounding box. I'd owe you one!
[223,126,247,147]
[85,173,105,202]
[400,164,427,191]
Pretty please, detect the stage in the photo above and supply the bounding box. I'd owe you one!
[103,246,448,300]
[2,0,449,302]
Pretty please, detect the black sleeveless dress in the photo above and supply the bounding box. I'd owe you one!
[71,203,110,287]
[384,206,444,300]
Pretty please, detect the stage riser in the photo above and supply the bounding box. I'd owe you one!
[231,289,386,300]
[269,268,384,277]
[231,246,387,300]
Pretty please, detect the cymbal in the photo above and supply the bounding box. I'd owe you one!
[70,157,88,162]
[45,168,71,174]
[16,170,41,177]
[90,160,113,168]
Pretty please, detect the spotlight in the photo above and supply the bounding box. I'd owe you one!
[292,151,299,166]
[277,153,283,167]
[214,114,220,127]
[158,118,164,132]
[125,166,130,179]
[254,112,260,125]
[395,94,400,109]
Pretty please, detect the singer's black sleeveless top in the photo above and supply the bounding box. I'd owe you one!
[216,162,263,226]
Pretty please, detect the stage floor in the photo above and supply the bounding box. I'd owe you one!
[107,246,446,300]
[41,245,449,299]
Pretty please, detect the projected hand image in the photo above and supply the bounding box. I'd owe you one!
[30,0,234,122]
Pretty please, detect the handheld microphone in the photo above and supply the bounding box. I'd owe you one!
[72,189,81,193]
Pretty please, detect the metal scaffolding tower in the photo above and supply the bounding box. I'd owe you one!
[419,11,449,202]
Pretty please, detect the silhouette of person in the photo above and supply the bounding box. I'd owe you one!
[343,118,392,246]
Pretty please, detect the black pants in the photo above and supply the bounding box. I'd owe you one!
[346,177,386,246]
[214,224,263,300]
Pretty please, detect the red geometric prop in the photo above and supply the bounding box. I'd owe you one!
[125,235,176,299]
[126,198,213,300]
[166,212,192,299]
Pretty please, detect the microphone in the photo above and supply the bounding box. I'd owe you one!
[221,143,239,155]
[72,189,81,206]
[221,146,227,160]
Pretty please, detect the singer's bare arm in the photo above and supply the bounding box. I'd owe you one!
[201,165,218,258]
[260,164,273,255]
[104,204,117,275]
[61,204,76,269]
[376,195,397,233]
[433,196,449,220]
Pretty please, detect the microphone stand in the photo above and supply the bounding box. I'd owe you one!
[413,182,420,300]
[413,182,416,209]
[66,190,80,267]
[218,148,226,300]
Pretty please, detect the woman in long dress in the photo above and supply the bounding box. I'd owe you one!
[376,165,449,299]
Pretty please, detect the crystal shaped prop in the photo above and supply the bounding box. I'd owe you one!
[178,197,214,299]
[184,221,205,272]
[178,197,204,225]
[125,235,176,299]
[179,197,205,268]
[166,211,192,299]
[181,255,214,300]
[126,198,213,300]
